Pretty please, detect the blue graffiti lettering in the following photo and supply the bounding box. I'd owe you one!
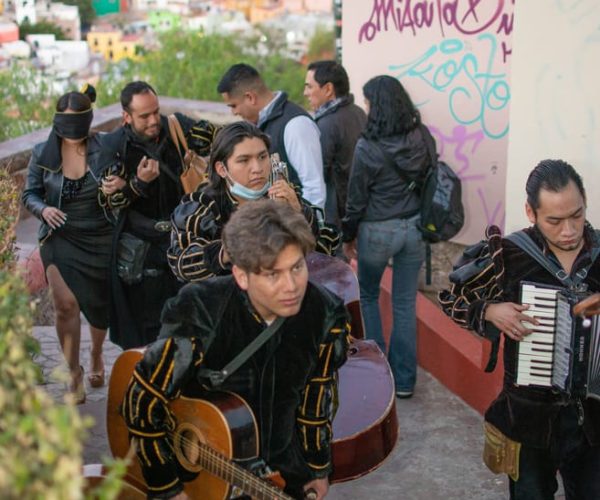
[389,33,510,139]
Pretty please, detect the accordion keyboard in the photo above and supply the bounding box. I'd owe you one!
[517,283,562,387]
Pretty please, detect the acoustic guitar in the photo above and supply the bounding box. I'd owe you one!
[106,349,293,500]
[97,254,398,495]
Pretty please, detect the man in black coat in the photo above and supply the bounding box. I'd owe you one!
[304,61,366,229]
[123,200,350,499]
[439,159,600,499]
[100,81,218,349]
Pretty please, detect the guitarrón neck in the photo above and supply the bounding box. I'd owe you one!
[197,441,294,500]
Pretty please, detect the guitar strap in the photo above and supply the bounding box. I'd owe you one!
[200,316,285,388]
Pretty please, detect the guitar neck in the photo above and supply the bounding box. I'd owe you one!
[197,442,293,500]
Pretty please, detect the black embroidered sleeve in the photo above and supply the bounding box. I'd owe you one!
[186,119,220,156]
[167,185,340,283]
[122,335,205,498]
[438,226,505,339]
[296,305,351,477]
[167,191,231,282]
[97,159,149,211]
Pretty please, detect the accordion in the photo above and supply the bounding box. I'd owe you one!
[517,281,600,400]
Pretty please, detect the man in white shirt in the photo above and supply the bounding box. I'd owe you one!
[218,63,326,209]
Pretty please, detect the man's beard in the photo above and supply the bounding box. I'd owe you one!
[544,234,584,253]
[131,124,160,142]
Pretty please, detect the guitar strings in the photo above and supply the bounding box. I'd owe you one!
[170,431,288,499]
[165,430,292,500]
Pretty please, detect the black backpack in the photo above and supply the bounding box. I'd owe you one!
[417,125,464,243]
[379,124,464,243]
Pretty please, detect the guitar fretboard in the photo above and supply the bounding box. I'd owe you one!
[193,440,294,500]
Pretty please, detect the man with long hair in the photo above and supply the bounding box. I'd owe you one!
[167,121,339,283]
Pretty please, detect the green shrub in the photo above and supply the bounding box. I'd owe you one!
[0,169,126,498]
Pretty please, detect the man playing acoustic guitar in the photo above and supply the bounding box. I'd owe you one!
[122,199,350,499]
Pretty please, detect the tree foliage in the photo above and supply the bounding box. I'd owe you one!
[307,26,335,61]
[0,64,56,142]
[95,32,307,107]
[1,32,313,142]
[18,20,67,41]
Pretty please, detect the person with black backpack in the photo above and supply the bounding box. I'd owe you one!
[341,75,431,399]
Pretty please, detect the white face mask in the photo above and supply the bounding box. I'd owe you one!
[225,170,271,201]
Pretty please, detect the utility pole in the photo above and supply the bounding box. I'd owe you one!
[333,0,342,62]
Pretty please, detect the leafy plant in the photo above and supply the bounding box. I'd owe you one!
[0,170,126,498]
[18,19,67,41]
[0,63,57,142]
[96,31,307,106]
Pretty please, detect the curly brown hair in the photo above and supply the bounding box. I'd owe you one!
[223,199,315,273]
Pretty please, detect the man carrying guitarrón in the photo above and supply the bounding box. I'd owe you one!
[122,199,350,499]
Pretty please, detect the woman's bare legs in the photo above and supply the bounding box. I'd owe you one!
[88,326,106,387]
[46,264,85,402]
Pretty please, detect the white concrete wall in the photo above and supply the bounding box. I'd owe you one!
[504,0,600,233]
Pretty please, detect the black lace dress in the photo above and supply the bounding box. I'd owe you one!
[39,171,113,329]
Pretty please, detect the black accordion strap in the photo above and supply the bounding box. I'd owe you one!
[505,230,600,291]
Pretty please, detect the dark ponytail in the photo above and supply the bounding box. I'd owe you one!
[56,84,97,113]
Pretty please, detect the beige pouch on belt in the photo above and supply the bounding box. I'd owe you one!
[482,422,521,481]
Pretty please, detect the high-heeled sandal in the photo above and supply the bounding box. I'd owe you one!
[69,366,86,405]
[87,369,105,388]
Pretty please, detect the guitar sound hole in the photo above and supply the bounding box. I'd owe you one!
[181,430,201,463]
[174,423,206,472]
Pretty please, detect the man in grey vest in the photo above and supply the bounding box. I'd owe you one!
[304,61,366,229]
[218,63,326,209]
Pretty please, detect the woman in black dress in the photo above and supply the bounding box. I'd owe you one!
[22,86,116,403]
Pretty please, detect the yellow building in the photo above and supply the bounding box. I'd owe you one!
[86,28,141,62]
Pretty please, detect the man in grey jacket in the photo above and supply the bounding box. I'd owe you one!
[304,61,366,229]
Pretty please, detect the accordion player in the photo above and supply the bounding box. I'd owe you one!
[517,281,600,400]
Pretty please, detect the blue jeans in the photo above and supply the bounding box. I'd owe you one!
[357,216,425,392]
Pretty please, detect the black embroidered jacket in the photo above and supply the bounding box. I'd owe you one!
[167,185,340,282]
[439,224,600,449]
[122,277,350,498]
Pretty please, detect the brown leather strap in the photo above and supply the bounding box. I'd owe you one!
[168,114,189,151]
[167,115,187,165]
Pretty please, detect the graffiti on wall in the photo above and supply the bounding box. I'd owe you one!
[344,0,515,239]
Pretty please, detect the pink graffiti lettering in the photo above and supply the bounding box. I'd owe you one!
[358,0,512,43]
[477,187,505,227]
[428,125,486,182]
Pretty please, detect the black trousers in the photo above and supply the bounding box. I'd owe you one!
[509,403,600,500]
